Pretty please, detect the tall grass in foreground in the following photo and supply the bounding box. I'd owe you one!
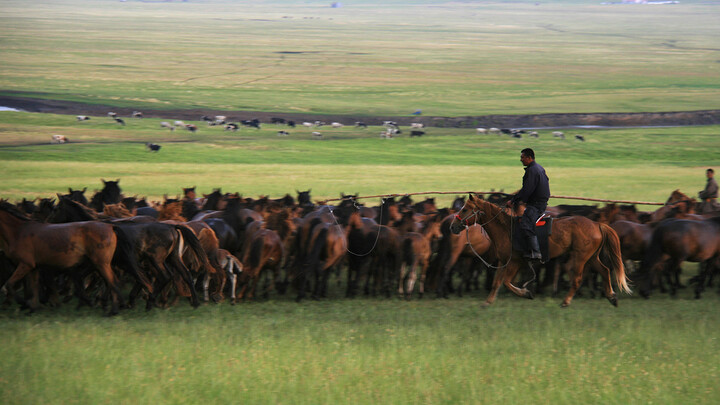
[1,293,719,404]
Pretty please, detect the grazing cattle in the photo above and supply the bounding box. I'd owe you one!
[314,121,326,127]
[410,130,425,137]
[271,117,286,124]
[410,123,425,129]
[553,131,565,139]
[160,122,175,131]
[76,115,90,121]
[114,117,125,126]
[489,127,500,134]
[302,122,314,128]
[529,131,539,138]
[132,111,143,118]
[108,112,117,118]
[51,134,68,144]
[511,132,522,139]
[225,123,239,131]
[575,135,585,142]
[355,121,368,129]
[277,130,290,136]
[331,122,344,128]
[287,120,296,128]
[312,131,323,139]
[146,143,161,152]
[380,131,393,139]
[476,128,487,134]
[174,120,185,127]
[185,124,198,133]
[241,119,260,129]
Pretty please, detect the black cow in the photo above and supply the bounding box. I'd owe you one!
[271,117,286,124]
[146,143,161,152]
[410,130,425,137]
[287,120,296,128]
[355,122,368,129]
[575,135,586,142]
[241,119,260,129]
[114,118,125,126]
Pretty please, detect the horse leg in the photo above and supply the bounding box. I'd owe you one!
[417,259,429,299]
[94,262,122,316]
[398,263,408,297]
[560,253,594,307]
[0,262,35,303]
[167,255,200,308]
[406,260,420,300]
[501,262,535,300]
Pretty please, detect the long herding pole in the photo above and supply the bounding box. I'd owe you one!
[318,190,666,206]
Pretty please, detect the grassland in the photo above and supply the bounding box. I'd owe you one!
[1,111,720,404]
[1,0,720,403]
[1,0,719,116]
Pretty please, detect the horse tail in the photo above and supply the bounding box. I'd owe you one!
[175,225,210,272]
[247,235,265,270]
[112,225,152,292]
[306,226,328,269]
[599,223,632,294]
[403,237,415,266]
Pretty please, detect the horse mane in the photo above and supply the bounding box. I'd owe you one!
[157,201,187,222]
[59,198,101,220]
[667,189,691,204]
[0,200,31,221]
[103,203,134,218]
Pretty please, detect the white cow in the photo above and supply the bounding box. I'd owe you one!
[302,122,314,128]
[160,122,176,131]
[476,128,487,134]
[76,115,90,121]
[410,123,425,129]
[489,127,501,134]
[312,131,323,139]
[51,134,68,144]
[331,122,344,128]
[553,131,565,139]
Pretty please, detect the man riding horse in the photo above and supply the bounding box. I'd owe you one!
[506,148,550,261]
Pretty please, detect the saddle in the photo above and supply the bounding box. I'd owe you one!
[512,214,553,262]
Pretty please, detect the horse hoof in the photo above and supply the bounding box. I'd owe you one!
[525,290,534,300]
[609,297,618,307]
[481,301,492,308]
[560,302,570,308]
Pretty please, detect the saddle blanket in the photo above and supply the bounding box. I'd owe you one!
[512,215,553,263]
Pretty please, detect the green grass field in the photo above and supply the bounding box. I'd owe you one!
[1,0,720,403]
[1,0,719,116]
[0,110,719,404]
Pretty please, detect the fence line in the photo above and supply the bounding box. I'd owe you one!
[318,190,666,206]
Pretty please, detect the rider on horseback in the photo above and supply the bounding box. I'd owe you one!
[506,148,550,261]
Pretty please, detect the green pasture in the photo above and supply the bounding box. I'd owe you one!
[0,112,720,403]
[1,0,719,115]
[0,110,717,205]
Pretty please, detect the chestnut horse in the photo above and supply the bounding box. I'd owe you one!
[450,194,631,307]
[0,201,124,315]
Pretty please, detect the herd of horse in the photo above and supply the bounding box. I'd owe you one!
[1,181,719,315]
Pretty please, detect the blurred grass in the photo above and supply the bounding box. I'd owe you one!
[1,0,719,115]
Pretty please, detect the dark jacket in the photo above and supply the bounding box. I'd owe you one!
[512,161,550,207]
[699,177,718,200]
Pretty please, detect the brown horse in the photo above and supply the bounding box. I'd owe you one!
[428,214,495,298]
[450,194,631,307]
[397,213,444,299]
[638,217,720,299]
[0,201,124,315]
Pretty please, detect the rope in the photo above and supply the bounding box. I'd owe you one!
[317,191,666,206]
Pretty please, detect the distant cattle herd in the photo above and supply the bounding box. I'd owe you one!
[1,180,718,316]
[55,111,590,148]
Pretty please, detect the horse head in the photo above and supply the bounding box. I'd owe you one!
[449,194,489,234]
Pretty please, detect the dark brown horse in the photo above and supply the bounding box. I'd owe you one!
[0,201,124,315]
[638,217,720,299]
[450,194,631,307]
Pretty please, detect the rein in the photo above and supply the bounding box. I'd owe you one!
[453,201,516,272]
